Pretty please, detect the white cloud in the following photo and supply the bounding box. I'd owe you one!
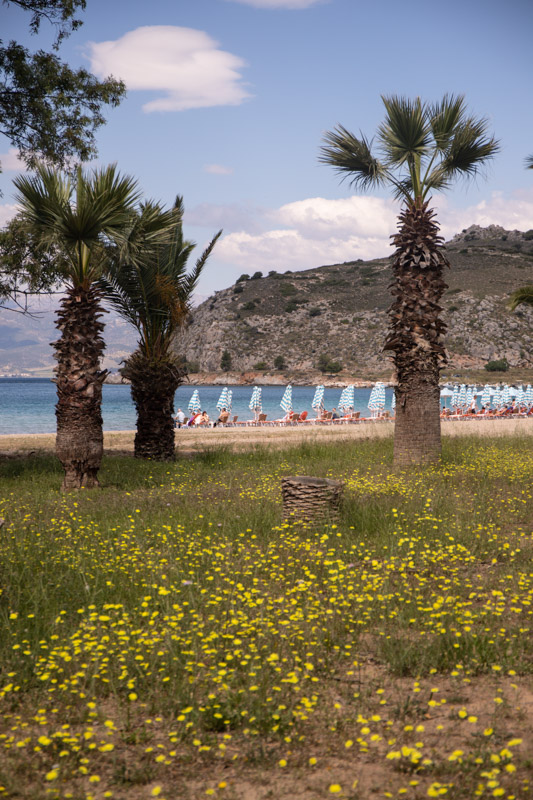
[204,164,234,175]
[212,188,533,273]
[224,0,324,8]
[87,26,251,112]
[0,204,19,227]
[0,149,26,172]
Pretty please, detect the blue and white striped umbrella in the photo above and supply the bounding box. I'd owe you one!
[280,384,293,414]
[515,386,525,407]
[451,384,459,409]
[216,387,230,411]
[492,386,502,409]
[249,386,262,413]
[465,386,473,409]
[501,384,511,407]
[188,389,201,414]
[368,384,379,411]
[339,384,355,412]
[312,385,325,413]
[458,384,467,409]
[480,384,491,408]
[525,384,533,408]
[391,390,396,411]
[375,382,386,410]
[227,389,233,412]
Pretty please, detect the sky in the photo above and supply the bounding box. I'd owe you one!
[1,0,532,298]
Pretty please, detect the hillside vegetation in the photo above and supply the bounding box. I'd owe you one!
[177,225,533,381]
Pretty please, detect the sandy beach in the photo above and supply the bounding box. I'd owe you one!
[0,416,531,457]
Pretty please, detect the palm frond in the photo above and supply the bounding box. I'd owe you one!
[319,126,386,191]
[508,285,533,311]
[439,115,500,179]
[525,154,533,170]
[428,94,467,151]
[377,95,431,166]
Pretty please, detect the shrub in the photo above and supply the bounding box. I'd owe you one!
[268,270,277,276]
[242,301,256,311]
[524,230,533,241]
[187,360,200,374]
[280,283,297,297]
[253,361,267,370]
[233,285,244,294]
[318,354,342,373]
[274,355,285,370]
[484,358,509,372]
[309,308,321,317]
[250,271,263,280]
[236,274,250,283]
[285,300,299,313]
[220,350,232,372]
[448,305,458,312]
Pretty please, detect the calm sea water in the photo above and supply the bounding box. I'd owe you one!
[0,378,396,435]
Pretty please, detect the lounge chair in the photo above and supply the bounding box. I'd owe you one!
[258,413,267,424]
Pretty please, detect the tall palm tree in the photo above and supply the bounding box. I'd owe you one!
[101,197,221,460]
[320,95,499,464]
[14,163,141,489]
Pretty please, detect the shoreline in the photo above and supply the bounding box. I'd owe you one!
[1,417,531,456]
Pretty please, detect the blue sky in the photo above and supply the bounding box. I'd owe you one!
[1,0,532,297]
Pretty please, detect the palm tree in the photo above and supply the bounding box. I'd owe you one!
[320,95,499,464]
[101,197,221,460]
[14,163,141,489]
[525,155,533,169]
[509,286,533,311]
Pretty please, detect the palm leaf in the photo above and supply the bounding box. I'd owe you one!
[378,95,431,166]
[525,154,533,170]
[437,116,499,180]
[319,126,386,190]
[508,285,533,311]
[428,94,467,151]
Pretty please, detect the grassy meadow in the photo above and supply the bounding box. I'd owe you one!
[0,434,532,799]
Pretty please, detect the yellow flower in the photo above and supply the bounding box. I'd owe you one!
[329,786,342,794]
[45,770,58,781]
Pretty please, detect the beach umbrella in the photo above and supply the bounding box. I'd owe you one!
[339,384,355,413]
[368,384,378,413]
[465,386,474,409]
[227,389,233,412]
[280,384,293,414]
[312,385,325,416]
[492,386,502,409]
[375,382,386,410]
[480,384,491,409]
[515,386,525,408]
[525,384,533,409]
[249,385,262,420]
[501,384,511,407]
[451,384,459,410]
[188,389,201,414]
[458,384,467,410]
[391,390,396,412]
[216,387,229,411]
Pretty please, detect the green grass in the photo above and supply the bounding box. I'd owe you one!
[0,435,532,799]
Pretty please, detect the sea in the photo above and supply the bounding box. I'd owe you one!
[0,378,397,435]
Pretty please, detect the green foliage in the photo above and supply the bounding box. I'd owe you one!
[274,355,285,370]
[220,349,232,371]
[284,300,299,313]
[250,271,263,280]
[236,273,249,283]
[242,301,256,311]
[484,359,509,372]
[253,360,267,370]
[0,2,125,175]
[233,284,244,294]
[318,353,342,373]
[508,285,533,312]
[186,360,199,373]
[309,307,321,317]
[523,230,533,240]
[279,283,297,296]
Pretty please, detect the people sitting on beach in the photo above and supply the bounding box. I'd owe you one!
[187,412,200,427]
[331,408,339,420]
[196,410,210,426]
[214,409,230,427]
[174,408,185,428]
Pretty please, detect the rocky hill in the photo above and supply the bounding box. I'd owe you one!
[176,225,533,380]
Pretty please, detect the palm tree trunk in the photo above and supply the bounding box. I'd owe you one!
[384,201,449,465]
[53,285,107,489]
[121,352,185,460]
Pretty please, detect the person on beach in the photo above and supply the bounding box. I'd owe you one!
[331,408,339,420]
[187,412,200,427]
[196,410,210,426]
[174,408,185,428]
[214,408,229,427]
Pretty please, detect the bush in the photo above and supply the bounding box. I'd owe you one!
[274,355,285,370]
[220,350,232,372]
[285,300,299,313]
[253,361,267,370]
[236,274,250,283]
[318,354,342,374]
[309,308,321,317]
[242,301,256,311]
[484,359,509,372]
[250,271,263,280]
[233,285,244,294]
[280,283,297,297]
[524,230,533,241]
[187,360,200,374]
